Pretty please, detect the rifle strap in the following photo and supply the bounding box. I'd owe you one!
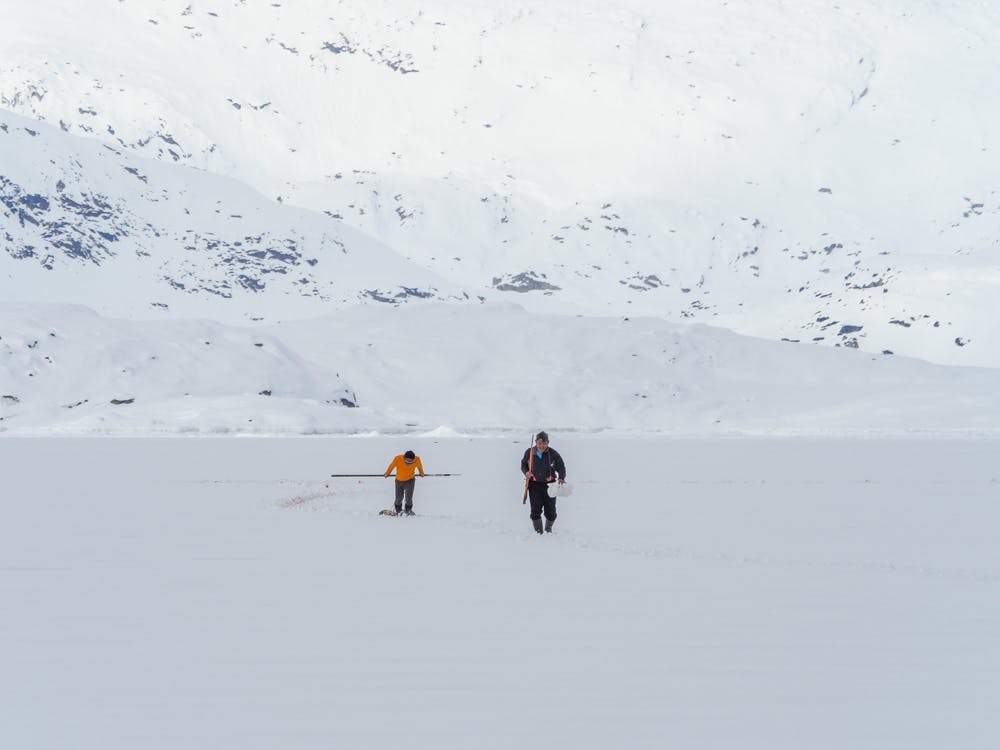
[523,438,534,505]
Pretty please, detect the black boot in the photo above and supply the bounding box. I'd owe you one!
[544,523,553,533]
[532,518,544,535]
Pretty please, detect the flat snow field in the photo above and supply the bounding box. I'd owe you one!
[2,436,997,750]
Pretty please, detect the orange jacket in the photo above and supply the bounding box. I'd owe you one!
[385,455,424,481]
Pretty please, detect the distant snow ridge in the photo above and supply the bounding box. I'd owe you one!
[0,304,362,434]
[3,302,1000,435]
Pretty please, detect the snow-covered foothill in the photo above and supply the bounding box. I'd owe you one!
[4,301,1000,435]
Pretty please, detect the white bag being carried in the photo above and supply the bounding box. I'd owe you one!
[547,482,573,498]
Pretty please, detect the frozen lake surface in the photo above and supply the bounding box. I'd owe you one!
[2,436,998,749]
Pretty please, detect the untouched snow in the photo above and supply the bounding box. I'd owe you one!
[2,435,998,749]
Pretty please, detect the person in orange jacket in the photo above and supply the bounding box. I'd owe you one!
[384,450,425,515]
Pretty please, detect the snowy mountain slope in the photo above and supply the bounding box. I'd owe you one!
[3,301,999,435]
[0,109,470,322]
[2,0,998,364]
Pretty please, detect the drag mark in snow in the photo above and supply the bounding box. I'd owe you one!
[172,477,342,509]
[275,480,376,510]
[536,526,1000,585]
[278,488,335,509]
[277,502,999,585]
[690,548,1000,585]
[175,478,312,485]
[546,531,1000,585]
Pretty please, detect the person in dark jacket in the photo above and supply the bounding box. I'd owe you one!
[520,431,566,534]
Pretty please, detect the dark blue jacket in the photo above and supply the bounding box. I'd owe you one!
[521,447,566,483]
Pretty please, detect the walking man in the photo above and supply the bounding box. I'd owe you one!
[521,431,566,534]
[384,450,425,515]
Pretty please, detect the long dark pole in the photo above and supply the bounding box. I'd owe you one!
[522,433,533,505]
[329,473,461,477]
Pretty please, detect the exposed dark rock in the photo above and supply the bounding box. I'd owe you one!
[621,273,664,291]
[492,272,560,293]
[396,286,434,299]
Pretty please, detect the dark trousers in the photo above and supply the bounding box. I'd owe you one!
[527,481,557,530]
[394,478,415,511]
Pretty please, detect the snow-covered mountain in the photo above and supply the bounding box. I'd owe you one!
[2,1,999,433]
